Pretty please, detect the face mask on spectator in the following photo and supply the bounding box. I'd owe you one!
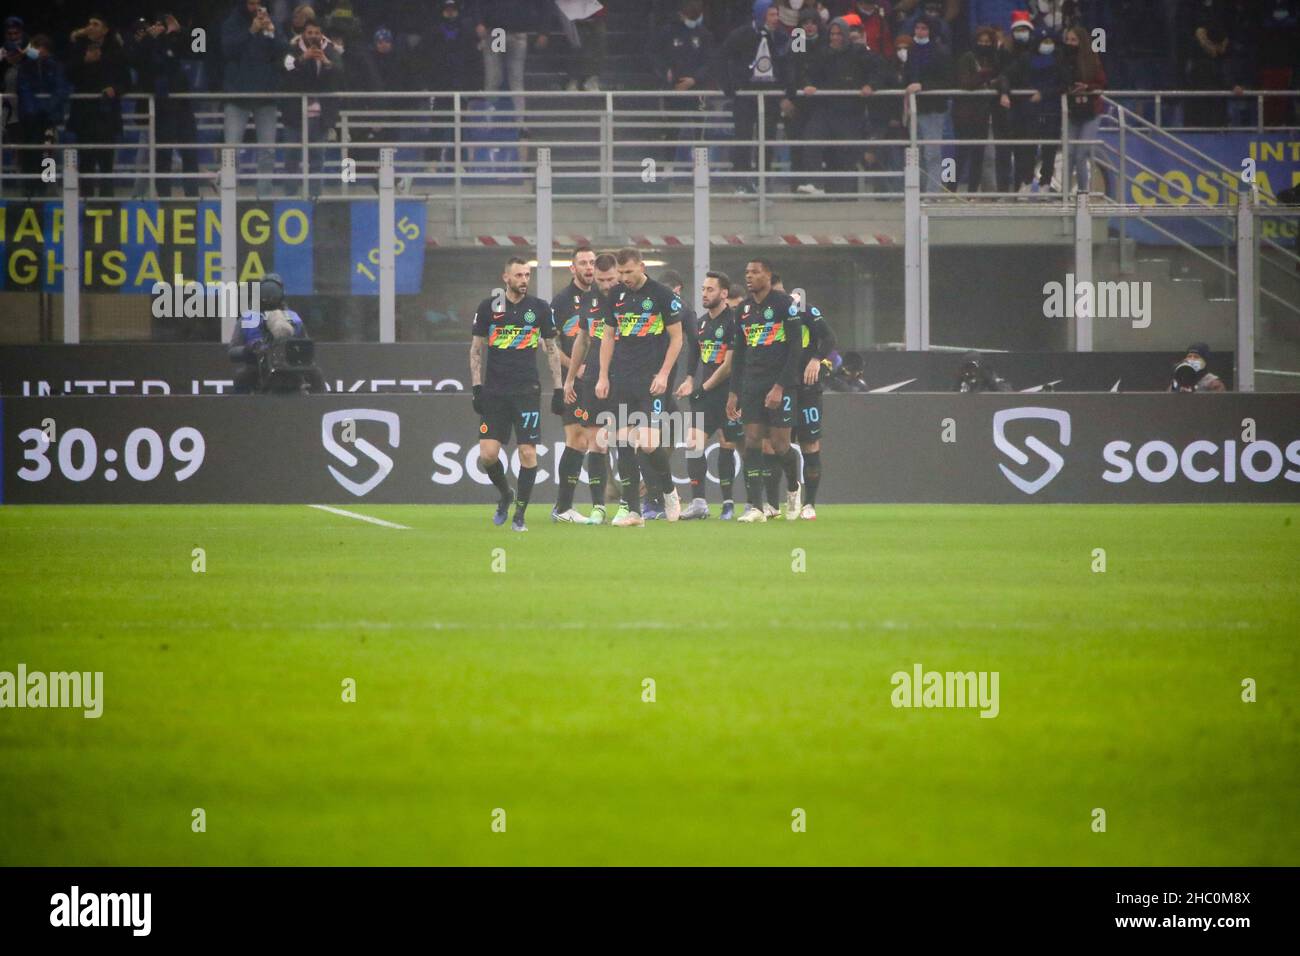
[819,8,830,22]
[26,45,38,58]
[914,34,929,45]
[1039,40,1054,54]
[1013,28,1031,44]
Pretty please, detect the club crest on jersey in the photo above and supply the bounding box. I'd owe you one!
[763,307,774,320]
[524,310,536,324]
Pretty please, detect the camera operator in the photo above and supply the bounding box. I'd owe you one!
[1170,342,1226,393]
[955,350,1013,392]
[227,273,323,393]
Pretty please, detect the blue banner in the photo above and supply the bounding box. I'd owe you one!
[0,200,424,296]
[1100,129,1300,246]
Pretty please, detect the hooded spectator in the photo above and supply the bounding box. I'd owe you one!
[653,0,719,163]
[849,0,891,52]
[721,0,793,191]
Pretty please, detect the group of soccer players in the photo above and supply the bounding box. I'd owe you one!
[468,247,836,531]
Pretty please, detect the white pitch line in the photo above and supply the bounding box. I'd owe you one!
[308,504,411,530]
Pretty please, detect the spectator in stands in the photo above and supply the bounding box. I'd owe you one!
[1256,0,1298,127]
[221,0,289,199]
[415,1,480,173]
[283,4,316,43]
[851,1,892,53]
[897,0,954,51]
[952,24,1000,193]
[999,11,1039,194]
[721,0,792,193]
[282,18,344,196]
[653,0,718,163]
[129,14,199,198]
[65,14,128,199]
[1060,23,1104,194]
[902,16,953,191]
[861,31,910,191]
[2,16,28,152]
[782,8,824,185]
[475,0,556,123]
[795,17,883,194]
[350,26,405,174]
[1180,0,1238,128]
[560,0,607,92]
[1170,342,1226,392]
[15,34,68,198]
[1027,0,1081,40]
[773,0,809,32]
[1025,25,1063,192]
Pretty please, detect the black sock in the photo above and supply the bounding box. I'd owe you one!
[484,458,511,499]
[764,452,782,504]
[803,450,821,506]
[719,447,736,501]
[781,446,801,493]
[555,445,584,513]
[618,446,641,514]
[586,451,607,506]
[645,446,673,498]
[515,464,537,518]
[687,451,708,500]
[743,447,765,506]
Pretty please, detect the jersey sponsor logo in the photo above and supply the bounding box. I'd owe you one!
[742,321,786,347]
[487,324,540,349]
[617,313,665,337]
[699,339,729,364]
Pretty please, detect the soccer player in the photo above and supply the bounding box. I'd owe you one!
[469,256,565,532]
[595,247,685,527]
[674,270,742,520]
[559,251,620,525]
[550,245,604,524]
[791,290,836,520]
[726,258,804,523]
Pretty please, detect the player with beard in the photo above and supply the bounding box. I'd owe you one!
[550,245,604,524]
[674,270,742,520]
[469,256,564,532]
[595,247,685,527]
[727,258,803,522]
[559,252,621,524]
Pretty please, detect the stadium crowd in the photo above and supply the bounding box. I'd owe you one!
[0,1,1296,196]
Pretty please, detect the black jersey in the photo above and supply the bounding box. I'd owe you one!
[550,281,606,360]
[604,276,683,384]
[731,289,803,391]
[471,293,557,395]
[798,305,837,373]
[687,306,737,384]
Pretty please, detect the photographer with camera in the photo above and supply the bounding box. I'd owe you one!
[227,273,324,394]
[1170,342,1226,393]
[955,350,1013,392]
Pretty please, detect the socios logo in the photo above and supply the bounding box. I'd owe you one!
[321,409,400,497]
[993,407,1071,495]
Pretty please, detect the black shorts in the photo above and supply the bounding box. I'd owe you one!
[739,380,796,429]
[794,385,824,442]
[612,379,677,422]
[479,391,542,445]
[694,390,743,444]
[571,376,613,429]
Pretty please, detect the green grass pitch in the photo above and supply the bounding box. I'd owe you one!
[0,503,1296,866]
